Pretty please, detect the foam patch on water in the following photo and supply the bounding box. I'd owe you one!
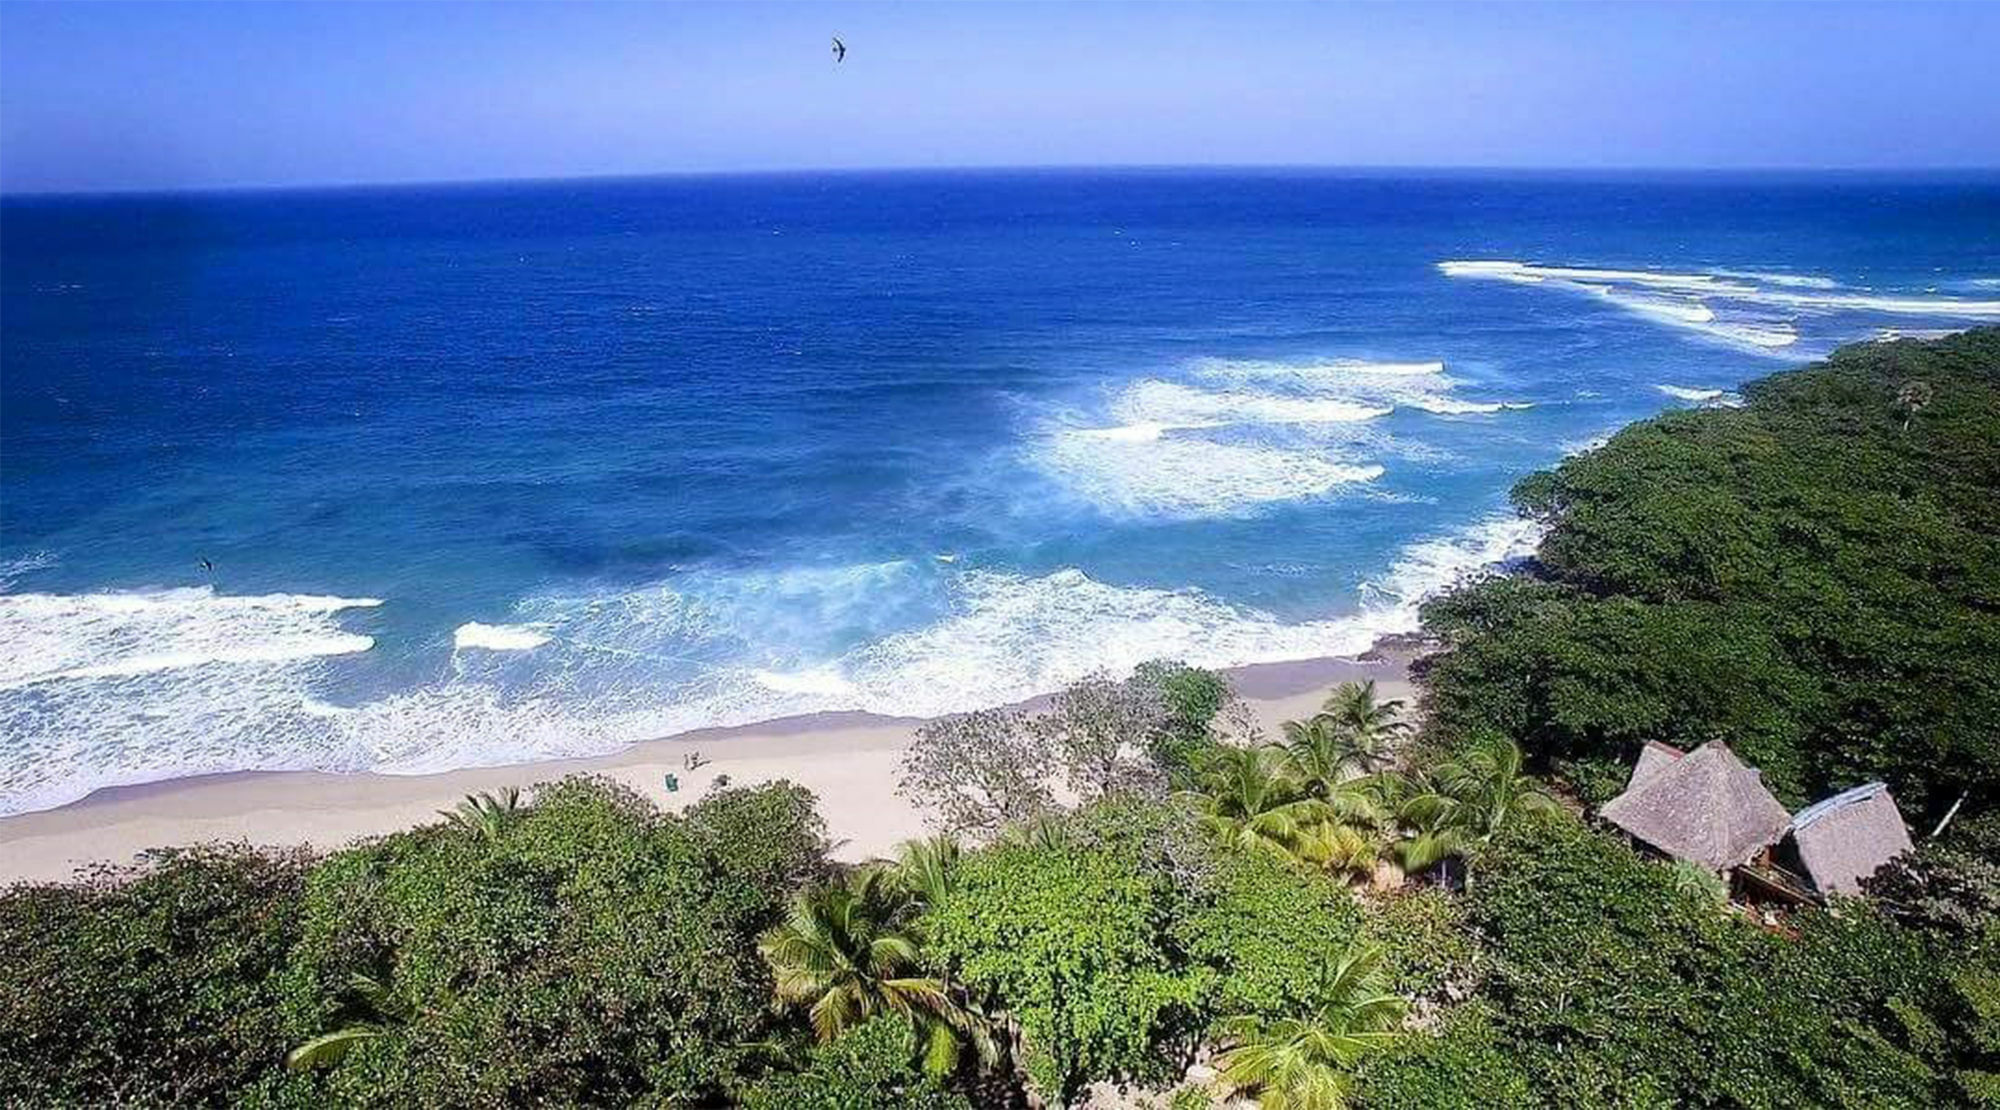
[453,622,553,651]
[1655,384,1745,407]
[1401,396,1535,415]
[1042,431,1384,517]
[345,518,1545,770]
[1874,326,1967,342]
[1439,260,1746,294]
[1755,289,2000,317]
[1113,379,1393,428]
[0,588,385,812]
[1441,259,1997,357]
[0,552,58,592]
[1711,269,1840,290]
[1035,354,1537,516]
[1656,384,1725,402]
[0,588,381,689]
[1193,357,1530,416]
[1196,358,1448,381]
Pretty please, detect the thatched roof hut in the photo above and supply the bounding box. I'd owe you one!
[1629,740,1685,788]
[1599,741,1791,872]
[1789,782,1914,896]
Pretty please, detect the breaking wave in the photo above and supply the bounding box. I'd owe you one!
[0,512,1548,812]
[1119,379,1394,427]
[1439,259,2000,357]
[1041,431,1384,517]
[0,589,381,690]
[1036,355,1532,516]
[0,588,385,813]
[453,622,553,651]
[1710,269,1840,290]
[1656,385,1725,402]
[0,552,58,592]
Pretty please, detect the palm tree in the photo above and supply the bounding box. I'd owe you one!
[1427,736,1561,842]
[1293,821,1380,885]
[881,834,960,911]
[439,787,524,839]
[1317,680,1409,775]
[1280,715,1354,798]
[1390,738,1559,881]
[1388,787,1472,879]
[997,811,1071,854]
[759,869,993,1076]
[287,972,411,1070]
[1182,745,1332,860]
[1213,942,1406,1110]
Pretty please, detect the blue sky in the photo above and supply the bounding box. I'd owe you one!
[3,1,1996,193]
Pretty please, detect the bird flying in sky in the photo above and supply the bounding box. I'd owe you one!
[831,35,846,64]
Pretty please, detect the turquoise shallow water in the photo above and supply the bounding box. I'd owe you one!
[3,169,1997,812]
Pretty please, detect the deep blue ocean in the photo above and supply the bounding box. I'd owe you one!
[4,169,1997,813]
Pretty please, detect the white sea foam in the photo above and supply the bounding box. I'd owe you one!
[1038,351,1540,516]
[1441,259,1995,355]
[752,667,860,697]
[0,511,1551,812]
[0,588,382,690]
[453,622,552,651]
[1575,283,1716,324]
[1656,385,1726,402]
[0,552,58,592]
[1113,380,1392,427]
[388,514,1546,762]
[1074,421,1187,443]
[1362,515,1547,617]
[1189,358,1530,417]
[1439,260,1750,294]
[1752,289,2000,317]
[1441,259,1807,356]
[1197,358,1448,382]
[1699,321,1799,349]
[1711,269,1839,289]
[1873,326,1966,341]
[0,588,386,813]
[1401,396,1534,415]
[1042,431,1384,517]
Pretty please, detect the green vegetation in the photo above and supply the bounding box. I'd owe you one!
[759,864,992,1077]
[1211,942,1405,1110]
[2,331,1996,1107]
[1420,329,2000,817]
[0,845,308,1105]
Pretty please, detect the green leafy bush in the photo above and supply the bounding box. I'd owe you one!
[1354,1004,1532,1110]
[1132,660,1242,778]
[265,776,825,1106]
[738,1014,973,1110]
[1359,889,1480,1003]
[923,803,1210,1103]
[1178,847,1363,1018]
[0,845,310,1106]
[1468,810,1974,1108]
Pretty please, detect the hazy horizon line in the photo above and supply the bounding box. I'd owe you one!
[8,160,2000,201]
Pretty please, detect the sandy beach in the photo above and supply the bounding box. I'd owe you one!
[0,654,1414,886]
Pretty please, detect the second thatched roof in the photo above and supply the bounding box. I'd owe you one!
[1600,741,1791,872]
[1791,782,1914,896]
